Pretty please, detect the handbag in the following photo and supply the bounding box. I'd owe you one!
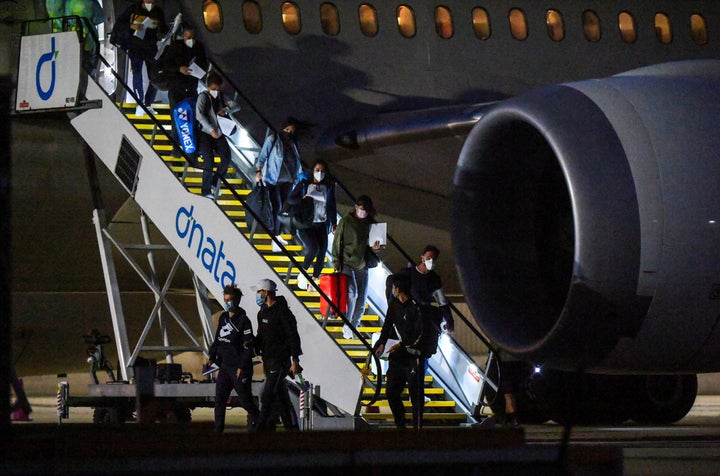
[277,195,314,233]
[365,247,380,268]
[245,181,274,232]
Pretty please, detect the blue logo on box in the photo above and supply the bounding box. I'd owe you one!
[36,36,57,101]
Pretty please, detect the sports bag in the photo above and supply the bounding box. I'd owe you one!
[245,181,274,232]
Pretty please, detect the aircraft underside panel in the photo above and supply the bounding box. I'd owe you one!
[453,60,720,373]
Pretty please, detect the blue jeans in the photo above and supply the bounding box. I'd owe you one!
[298,223,328,278]
[343,265,368,328]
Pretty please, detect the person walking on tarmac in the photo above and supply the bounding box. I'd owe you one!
[253,278,303,431]
[207,284,260,433]
[373,274,424,429]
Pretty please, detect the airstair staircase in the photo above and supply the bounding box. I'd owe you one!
[24,16,498,428]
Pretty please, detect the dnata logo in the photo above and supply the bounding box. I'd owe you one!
[36,36,58,101]
[176,106,196,153]
[175,205,236,287]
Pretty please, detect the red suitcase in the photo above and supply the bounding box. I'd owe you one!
[319,273,348,318]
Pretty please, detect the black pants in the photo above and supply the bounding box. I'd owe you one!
[258,360,298,431]
[268,181,293,235]
[197,133,230,195]
[128,48,157,106]
[214,367,259,433]
[386,356,425,429]
[298,222,328,278]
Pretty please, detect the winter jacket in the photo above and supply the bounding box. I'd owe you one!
[331,211,373,270]
[208,308,255,372]
[255,296,302,365]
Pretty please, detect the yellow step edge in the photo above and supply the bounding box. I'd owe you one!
[368,375,434,383]
[362,388,444,395]
[366,400,456,408]
[362,412,466,420]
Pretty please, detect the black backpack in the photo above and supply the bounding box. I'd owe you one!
[418,304,443,358]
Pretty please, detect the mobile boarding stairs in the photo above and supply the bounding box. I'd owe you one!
[15,16,499,429]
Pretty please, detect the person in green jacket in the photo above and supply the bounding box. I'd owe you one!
[331,195,380,339]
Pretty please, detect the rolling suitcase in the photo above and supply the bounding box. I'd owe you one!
[319,273,348,320]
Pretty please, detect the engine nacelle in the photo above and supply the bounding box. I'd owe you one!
[452,60,720,373]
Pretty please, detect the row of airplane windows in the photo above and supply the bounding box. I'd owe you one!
[200,1,710,45]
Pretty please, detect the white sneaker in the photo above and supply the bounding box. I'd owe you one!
[342,325,353,340]
[146,106,158,115]
[297,273,308,291]
[275,235,288,245]
[204,193,215,201]
[271,240,282,253]
[134,105,144,116]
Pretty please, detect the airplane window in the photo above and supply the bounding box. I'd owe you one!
[282,2,301,35]
[546,9,564,41]
[202,0,223,33]
[618,12,636,44]
[397,6,416,38]
[654,13,671,44]
[509,8,528,41]
[435,6,454,39]
[320,3,340,36]
[242,1,263,34]
[582,10,601,42]
[359,4,378,37]
[472,7,491,40]
[690,14,708,45]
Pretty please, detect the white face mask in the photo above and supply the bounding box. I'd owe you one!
[184,39,195,48]
[356,208,368,219]
[313,171,325,182]
[209,89,219,98]
[144,2,154,12]
[424,258,434,271]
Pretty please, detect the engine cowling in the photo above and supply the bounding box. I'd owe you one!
[452,60,720,373]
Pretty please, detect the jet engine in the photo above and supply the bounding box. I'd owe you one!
[453,60,720,374]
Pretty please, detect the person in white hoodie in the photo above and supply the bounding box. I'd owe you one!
[195,71,231,199]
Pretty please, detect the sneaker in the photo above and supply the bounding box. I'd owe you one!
[271,240,282,253]
[342,324,353,340]
[204,193,215,201]
[297,273,308,291]
[424,396,431,405]
[134,105,144,116]
[146,106,158,115]
[275,235,288,246]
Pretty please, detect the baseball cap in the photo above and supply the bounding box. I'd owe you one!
[251,278,277,292]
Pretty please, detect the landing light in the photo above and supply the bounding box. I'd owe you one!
[534,365,542,374]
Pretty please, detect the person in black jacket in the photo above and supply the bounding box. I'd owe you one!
[115,0,168,115]
[160,22,208,158]
[373,274,424,429]
[207,284,260,433]
[252,278,302,431]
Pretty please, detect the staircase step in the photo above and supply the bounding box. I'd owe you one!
[362,387,444,396]
[361,412,467,421]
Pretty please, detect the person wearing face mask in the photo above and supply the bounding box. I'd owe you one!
[195,71,231,199]
[254,119,304,250]
[114,0,168,116]
[285,160,337,291]
[331,195,381,339]
[206,284,260,433]
[160,22,208,158]
[387,245,455,337]
[373,274,424,429]
[252,279,303,432]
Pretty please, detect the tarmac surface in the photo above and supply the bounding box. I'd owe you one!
[2,396,720,475]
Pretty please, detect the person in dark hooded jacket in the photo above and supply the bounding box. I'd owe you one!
[252,278,302,431]
[207,284,260,433]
